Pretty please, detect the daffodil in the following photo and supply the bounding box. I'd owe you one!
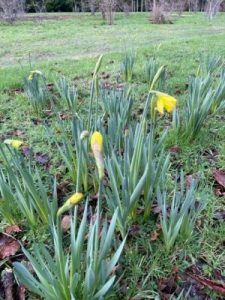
[80,130,89,140]
[91,131,104,180]
[68,193,84,204]
[28,70,42,81]
[151,91,177,114]
[4,139,23,149]
[57,192,84,217]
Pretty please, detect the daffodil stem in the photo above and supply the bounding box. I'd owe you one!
[93,179,103,274]
[76,139,82,192]
[87,79,95,131]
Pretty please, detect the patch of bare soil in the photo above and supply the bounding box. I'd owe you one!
[0,14,75,23]
[23,14,74,21]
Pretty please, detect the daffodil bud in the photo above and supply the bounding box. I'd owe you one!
[80,130,89,140]
[91,131,104,180]
[4,139,23,149]
[57,192,84,217]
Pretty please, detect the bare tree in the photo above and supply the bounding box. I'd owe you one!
[151,0,172,24]
[188,0,199,11]
[171,0,186,15]
[205,0,224,20]
[100,0,117,25]
[88,0,99,14]
[0,0,24,23]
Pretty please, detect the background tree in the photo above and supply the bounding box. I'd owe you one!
[206,0,224,20]
[0,0,24,22]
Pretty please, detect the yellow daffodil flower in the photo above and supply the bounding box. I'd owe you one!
[28,70,42,81]
[151,91,177,114]
[57,192,84,217]
[4,139,23,149]
[91,131,104,180]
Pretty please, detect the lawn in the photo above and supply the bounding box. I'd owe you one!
[1,12,225,299]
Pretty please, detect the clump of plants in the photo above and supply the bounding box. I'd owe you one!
[0,53,216,299]
[24,70,51,114]
[151,4,172,24]
[120,52,135,82]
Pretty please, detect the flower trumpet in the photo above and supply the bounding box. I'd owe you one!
[150,91,177,115]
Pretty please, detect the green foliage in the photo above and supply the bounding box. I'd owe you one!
[144,58,166,90]
[24,71,51,114]
[105,121,149,237]
[0,146,57,226]
[50,117,90,191]
[2,40,225,298]
[199,53,222,76]
[176,75,215,141]
[120,52,135,82]
[173,55,225,141]
[105,103,170,236]
[55,76,78,112]
[100,87,133,153]
[14,203,126,300]
[157,171,206,252]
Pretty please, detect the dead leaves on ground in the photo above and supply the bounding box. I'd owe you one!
[0,226,26,300]
[213,169,225,197]
[157,259,225,299]
[1,268,26,300]
[0,234,20,260]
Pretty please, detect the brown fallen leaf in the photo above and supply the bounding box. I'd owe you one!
[14,129,25,137]
[215,188,225,197]
[170,145,180,154]
[58,112,70,120]
[150,223,161,241]
[213,170,225,189]
[17,284,26,300]
[0,234,20,259]
[158,275,178,300]
[4,225,22,235]
[187,272,225,296]
[61,215,71,232]
[186,174,194,188]
[150,230,160,241]
[214,209,225,221]
[129,224,140,237]
[2,268,14,300]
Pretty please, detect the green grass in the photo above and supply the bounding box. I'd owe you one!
[1,12,225,299]
[1,12,225,90]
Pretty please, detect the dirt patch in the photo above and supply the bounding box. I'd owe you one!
[0,14,75,23]
[22,14,74,21]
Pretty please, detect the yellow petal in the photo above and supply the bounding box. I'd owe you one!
[154,91,177,114]
[68,192,84,205]
[28,70,42,80]
[4,139,23,149]
[156,97,165,114]
[28,74,33,81]
[163,95,177,112]
[30,70,42,75]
